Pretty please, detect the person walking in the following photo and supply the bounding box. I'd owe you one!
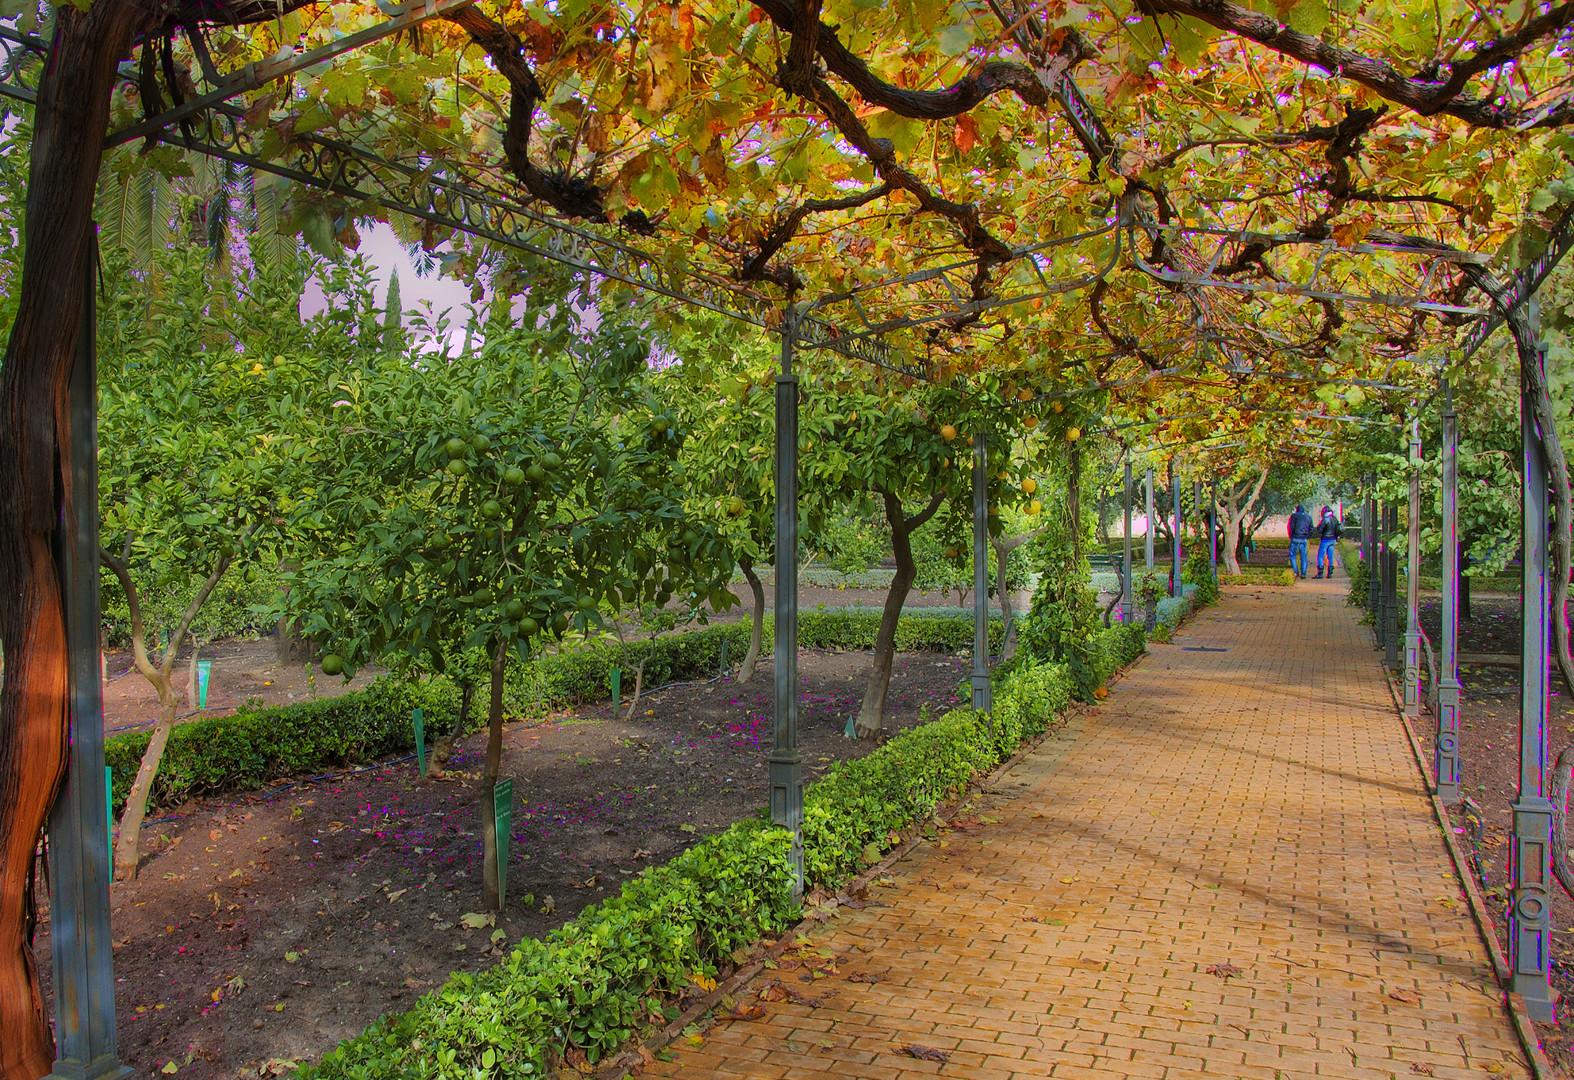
[1287,504,1314,580]
[1314,505,1342,579]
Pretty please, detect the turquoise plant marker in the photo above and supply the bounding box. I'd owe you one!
[105,766,114,863]
[196,659,212,709]
[412,708,426,777]
[493,778,513,906]
[609,667,621,710]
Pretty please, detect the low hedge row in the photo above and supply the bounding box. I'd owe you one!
[301,620,1146,1080]
[108,610,1003,815]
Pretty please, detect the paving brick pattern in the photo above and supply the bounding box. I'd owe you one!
[648,580,1531,1079]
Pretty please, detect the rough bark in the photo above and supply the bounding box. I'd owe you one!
[737,555,765,684]
[621,658,647,721]
[0,7,144,1070]
[480,638,508,912]
[429,678,475,778]
[855,488,946,740]
[1217,466,1271,576]
[100,545,236,880]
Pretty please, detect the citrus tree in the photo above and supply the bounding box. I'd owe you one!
[276,318,732,911]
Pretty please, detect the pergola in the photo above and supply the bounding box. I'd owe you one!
[0,3,1569,1074]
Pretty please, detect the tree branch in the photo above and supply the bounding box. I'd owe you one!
[1138,0,1574,128]
[904,488,948,532]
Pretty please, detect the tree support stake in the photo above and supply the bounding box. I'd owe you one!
[1122,457,1134,622]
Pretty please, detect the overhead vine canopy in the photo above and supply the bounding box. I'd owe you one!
[41,0,1568,399]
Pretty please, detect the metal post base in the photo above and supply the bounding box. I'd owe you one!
[1435,680,1461,804]
[971,673,993,713]
[769,752,804,893]
[45,1059,133,1080]
[1403,627,1421,720]
[1510,797,1557,1021]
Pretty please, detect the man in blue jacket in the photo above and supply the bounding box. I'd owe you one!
[1287,505,1314,580]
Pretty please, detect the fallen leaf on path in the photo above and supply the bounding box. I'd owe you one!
[896,1045,950,1062]
[1059,876,1082,884]
[719,1002,765,1021]
[848,972,885,984]
[1205,962,1242,979]
[1388,988,1420,1004]
[1410,1065,1434,1076]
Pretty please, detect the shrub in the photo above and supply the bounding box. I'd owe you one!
[1182,549,1219,607]
[108,612,1001,815]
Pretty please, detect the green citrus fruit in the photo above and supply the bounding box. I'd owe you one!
[519,616,540,637]
[504,599,526,620]
[320,654,344,676]
[445,437,468,459]
[526,464,547,483]
[481,499,504,519]
[471,433,491,452]
[541,452,562,470]
[446,459,468,477]
[471,587,495,605]
[503,466,527,488]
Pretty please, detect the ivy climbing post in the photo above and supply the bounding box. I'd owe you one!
[45,244,126,1080]
[1122,457,1134,622]
[1144,468,1155,571]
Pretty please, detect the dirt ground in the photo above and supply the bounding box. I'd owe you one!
[36,645,972,1080]
[1407,597,1574,1074]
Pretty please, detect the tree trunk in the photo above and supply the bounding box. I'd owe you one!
[855,490,929,740]
[429,678,474,778]
[0,9,145,1067]
[1222,509,1244,576]
[113,678,178,881]
[480,638,508,912]
[738,555,765,684]
[622,658,647,720]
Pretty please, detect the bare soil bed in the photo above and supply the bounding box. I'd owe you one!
[37,646,971,1080]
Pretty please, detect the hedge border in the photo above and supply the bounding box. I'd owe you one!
[107,610,1006,816]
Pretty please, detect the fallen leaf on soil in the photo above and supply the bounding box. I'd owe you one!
[385,889,407,903]
[283,951,299,963]
[540,895,556,914]
[632,848,653,859]
[403,978,430,989]
[1205,962,1242,979]
[1388,988,1420,1004]
[679,823,697,833]
[896,1045,949,1062]
[459,912,495,929]
[161,1063,179,1074]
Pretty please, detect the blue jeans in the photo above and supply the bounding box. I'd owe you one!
[1289,538,1308,577]
[1317,538,1336,573]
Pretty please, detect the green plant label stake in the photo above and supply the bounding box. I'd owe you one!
[412,708,426,777]
[104,766,114,863]
[493,778,513,906]
[609,667,621,710]
[719,638,729,675]
[196,659,212,710]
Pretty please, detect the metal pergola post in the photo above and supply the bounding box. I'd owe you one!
[1384,503,1401,667]
[1404,416,1422,720]
[1208,483,1218,579]
[1509,306,1554,1022]
[1437,379,1461,804]
[1169,459,1182,596]
[1365,480,1381,617]
[1144,468,1155,570]
[770,318,804,897]
[971,434,992,716]
[45,239,129,1080]
[1122,457,1134,621]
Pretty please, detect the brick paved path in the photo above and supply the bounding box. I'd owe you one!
[649,580,1532,1079]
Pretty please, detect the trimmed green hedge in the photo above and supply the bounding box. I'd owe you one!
[300,620,1145,1080]
[108,611,1003,815]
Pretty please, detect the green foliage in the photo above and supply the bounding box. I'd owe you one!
[1182,548,1219,607]
[100,564,283,647]
[1343,540,1372,609]
[814,509,889,575]
[1013,506,1101,700]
